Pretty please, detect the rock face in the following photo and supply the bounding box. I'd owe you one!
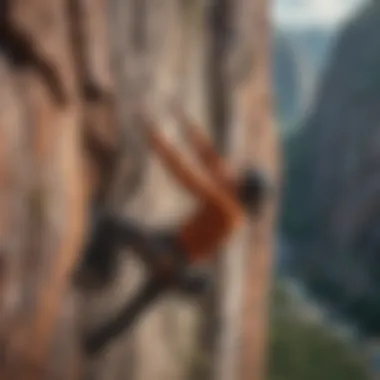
[0,1,278,379]
[0,1,207,378]
[282,0,380,336]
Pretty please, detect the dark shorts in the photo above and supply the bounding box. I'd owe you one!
[78,207,188,286]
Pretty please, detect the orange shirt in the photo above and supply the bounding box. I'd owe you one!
[179,199,244,264]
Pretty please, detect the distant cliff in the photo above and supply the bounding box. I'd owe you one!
[272,24,337,133]
[281,0,380,336]
[272,28,327,131]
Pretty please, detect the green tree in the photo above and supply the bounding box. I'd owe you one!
[268,284,370,380]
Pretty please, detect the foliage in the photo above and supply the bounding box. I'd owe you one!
[190,283,370,380]
[267,283,370,380]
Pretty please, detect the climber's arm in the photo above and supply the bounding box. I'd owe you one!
[141,113,232,206]
[171,106,235,189]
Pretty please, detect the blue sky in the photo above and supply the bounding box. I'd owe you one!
[273,0,369,29]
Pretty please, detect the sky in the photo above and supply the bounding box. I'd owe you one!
[272,0,369,29]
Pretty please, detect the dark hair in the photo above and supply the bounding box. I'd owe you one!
[238,168,271,215]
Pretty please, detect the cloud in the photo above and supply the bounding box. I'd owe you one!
[272,0,368,29]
